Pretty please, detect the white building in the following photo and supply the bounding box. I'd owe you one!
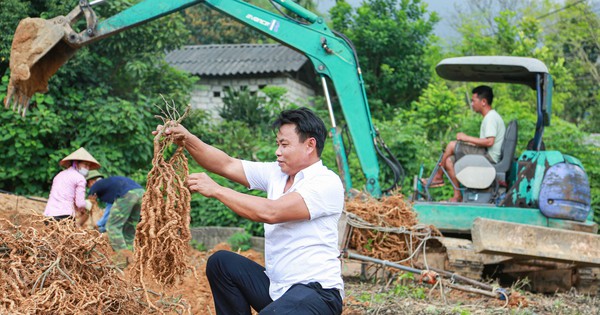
[165,44,318,118]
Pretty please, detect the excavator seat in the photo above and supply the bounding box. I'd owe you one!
[454,120,518,202]
[493,119,519,183]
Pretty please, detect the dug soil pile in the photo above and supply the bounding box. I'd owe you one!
[0,191,46,214]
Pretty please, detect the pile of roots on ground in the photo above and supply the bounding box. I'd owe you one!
[344,192,441,264]
[131,103,193,304]
[0,214,146,314]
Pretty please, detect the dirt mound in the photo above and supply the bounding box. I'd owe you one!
[0,191,103,230]
[0,191,46,214]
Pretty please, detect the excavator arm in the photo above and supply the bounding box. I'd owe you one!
[5,0,384,196]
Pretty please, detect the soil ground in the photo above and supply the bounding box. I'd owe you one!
[343,276,600,314]
[2,192,599,314]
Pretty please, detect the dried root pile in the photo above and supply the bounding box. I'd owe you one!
[344,192,440,263]
[131,104,192,299]
[0,215,145,314]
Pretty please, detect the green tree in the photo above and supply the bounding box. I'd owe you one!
[450,0,599,132]
[401,80,464,141]
[330,0,439,120]
[542,0,600,132]
[0,0,30,77]
[219,88,272,129]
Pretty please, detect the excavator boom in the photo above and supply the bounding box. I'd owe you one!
[5,0,383,196]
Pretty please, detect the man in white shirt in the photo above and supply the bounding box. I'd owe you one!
[159,107,344,314]
[422,85,505,202]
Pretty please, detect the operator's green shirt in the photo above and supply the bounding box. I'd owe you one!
[480,109,505,163]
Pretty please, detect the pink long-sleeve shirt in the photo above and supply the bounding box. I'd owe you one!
[44,168,87,217]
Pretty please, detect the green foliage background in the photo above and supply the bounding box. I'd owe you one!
[0,0,598,235]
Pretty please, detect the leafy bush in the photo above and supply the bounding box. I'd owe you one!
[227,231,252,251]
[189,239,206,252]
[219,88,272,130]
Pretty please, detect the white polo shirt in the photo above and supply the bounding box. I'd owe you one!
[241,159,345,300]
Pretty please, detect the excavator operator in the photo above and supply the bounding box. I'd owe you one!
[422,85,505,202]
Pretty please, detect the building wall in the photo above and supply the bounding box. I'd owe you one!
[190,75,316,119]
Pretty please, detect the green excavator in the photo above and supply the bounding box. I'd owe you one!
[4,0,598,293]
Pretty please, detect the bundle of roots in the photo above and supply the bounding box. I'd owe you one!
[344,192,440,263]
[0,215,145,314]
[131,103,192,302]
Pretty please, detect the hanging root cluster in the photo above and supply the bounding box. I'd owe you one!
[131,102,193,299]
[0,215,146,314]
[344,192,441,263]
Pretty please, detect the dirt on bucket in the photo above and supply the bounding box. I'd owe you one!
[5,17,77,114]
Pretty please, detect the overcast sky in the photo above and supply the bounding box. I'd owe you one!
[315,0,460,40]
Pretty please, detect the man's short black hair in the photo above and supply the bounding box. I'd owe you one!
[273,107,327,157]
[472,85,494,106]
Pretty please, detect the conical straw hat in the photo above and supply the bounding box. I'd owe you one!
[59,147,101,170]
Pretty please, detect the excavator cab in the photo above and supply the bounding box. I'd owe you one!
[414,56,591,222]
[454,118,518,203]
[410,57,596,295]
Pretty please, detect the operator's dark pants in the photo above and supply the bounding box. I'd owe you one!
[452,141,494,163]
[206,250,343,315]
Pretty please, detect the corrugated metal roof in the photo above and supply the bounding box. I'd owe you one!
[165,44,308,76]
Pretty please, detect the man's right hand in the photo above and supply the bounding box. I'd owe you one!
[153,122,190,146]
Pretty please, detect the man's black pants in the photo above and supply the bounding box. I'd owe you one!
[206,250,343,315]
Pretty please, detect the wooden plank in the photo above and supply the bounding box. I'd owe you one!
[472,218,600,266]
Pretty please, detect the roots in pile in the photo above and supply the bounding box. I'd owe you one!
[131,103,192,300]
[344,192,440,263]
[0,214,145,314]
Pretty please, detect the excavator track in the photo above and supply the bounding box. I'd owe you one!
[576,267,600,296]
[417,237,490,281]
[419,237,600,296]
[440,238,485,280]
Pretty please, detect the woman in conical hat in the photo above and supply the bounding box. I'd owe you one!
[44,147,102,222]
[59,147,101,170]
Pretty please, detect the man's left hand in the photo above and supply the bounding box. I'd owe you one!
[187,172,221,197]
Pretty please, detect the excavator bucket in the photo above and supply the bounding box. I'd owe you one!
[4,17,78,116]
